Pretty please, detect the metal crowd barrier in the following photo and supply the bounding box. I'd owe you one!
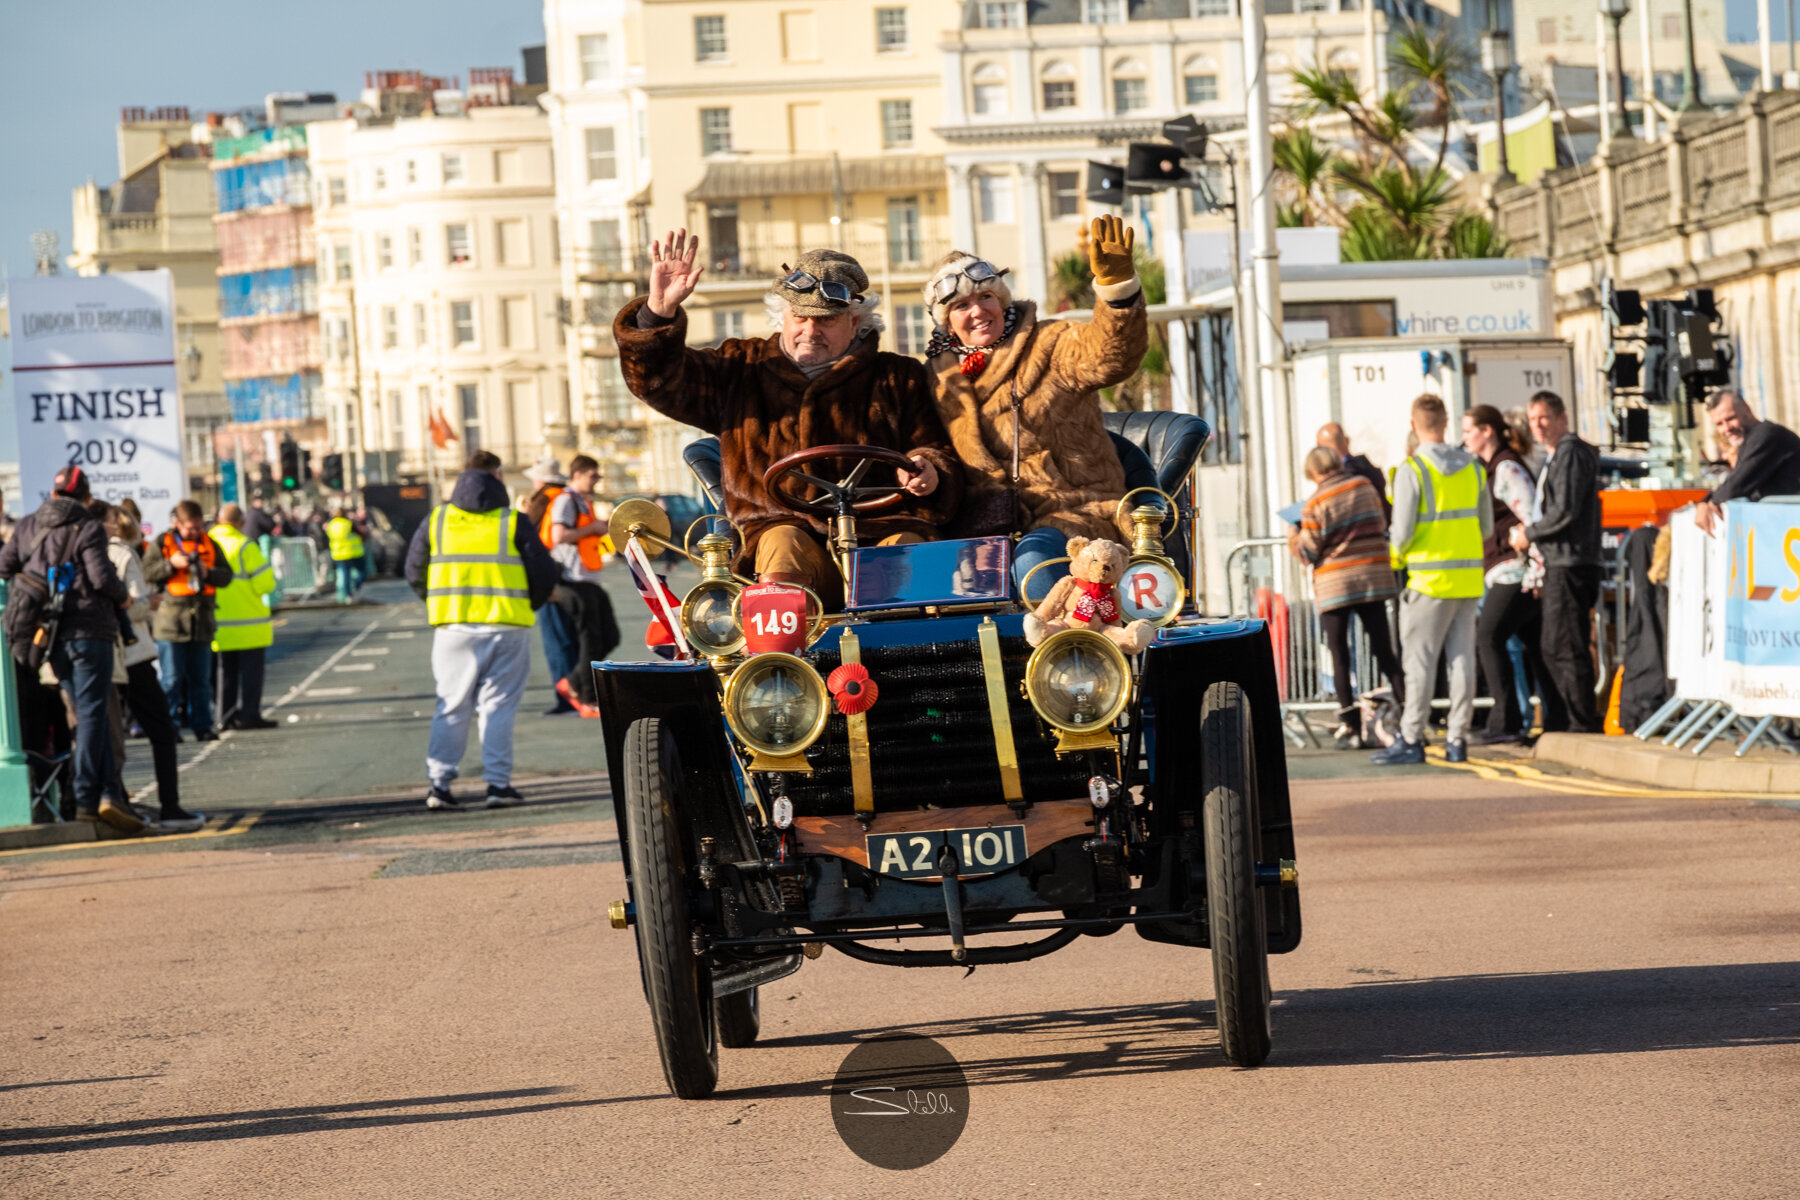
[271,536,327,600]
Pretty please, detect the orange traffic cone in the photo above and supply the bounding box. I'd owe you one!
[1603,667,1625,735]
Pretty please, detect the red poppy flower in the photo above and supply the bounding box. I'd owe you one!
[827,663,879,715]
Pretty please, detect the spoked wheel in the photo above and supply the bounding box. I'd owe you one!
[1199,681,1273,1067]
[714,987,761,1047]
[624,718,719,1098]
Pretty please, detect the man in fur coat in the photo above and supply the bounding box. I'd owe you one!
[614,231,962,601]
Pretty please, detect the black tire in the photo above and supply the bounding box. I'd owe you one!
[1200,681,1273,1067]
[624,718,719,1098]
[714,987,761,1047]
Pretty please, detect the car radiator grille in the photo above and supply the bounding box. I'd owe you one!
[786,634,1091,815]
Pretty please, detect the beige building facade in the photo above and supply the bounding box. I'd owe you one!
[69,107,228,495]
[309,94,569,491]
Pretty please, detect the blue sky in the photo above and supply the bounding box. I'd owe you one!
[0,0,545,467]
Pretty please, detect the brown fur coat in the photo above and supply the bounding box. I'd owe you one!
[613,296,963,566]
[929,296,1148,543]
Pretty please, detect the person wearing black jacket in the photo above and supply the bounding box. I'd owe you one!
[0,466,137,830]
[1694,390,1800,533]
[405,452,560,809]
[1509,391,1604,733]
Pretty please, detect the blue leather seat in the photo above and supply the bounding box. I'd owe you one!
[681,438,725,512]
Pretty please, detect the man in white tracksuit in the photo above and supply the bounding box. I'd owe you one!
[404,452,560,809]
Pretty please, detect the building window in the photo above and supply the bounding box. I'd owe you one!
[390,389,406,449]
[980,1,1023,28]
[895,304,930,355]
[329,176,347,205]
[500,296,534,350]
[333,240,352,281]
[973,65,1009,115]
[458,383,481,450]
[887,196,923,265]
[413,302,428,347]
[706,202,741,272]
[1539,18,1557,44]
[408,227,422,267]
[695,15,728,60]
[1192,0,1231,14]
[1085,0,1124,22]
[585,127,618,181]
[1048,170,1081,218]
[446,223,472,266]
[1113,76,1149,114]
[373,166,387,192]
[405,158,417,185]
[1043,80,1077,109]
[590,218,622,271]
[442,153,465,184]
[1660,13,1680,38]
[550,215,561,261]
[717,310,746,340]
[977,174,1015,224]
[381,306,398,349]
[580,33,612,83]
[1185,73,1219,103]
[881,99,914,148]
[700,107,733,155]
[377,233,394,271]
[494,148,519,184]
[876,6,908,51]
[496,218,528,266]
[451,301,476,347]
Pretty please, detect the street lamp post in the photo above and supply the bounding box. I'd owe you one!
[1482,29,1517,183]
[1602,0,1635,138]
[828,215,894,353]
[1679,0,1703,111]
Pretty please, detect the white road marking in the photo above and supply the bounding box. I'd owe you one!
[386,631,416,639]
[351,647,389,656]
[136,615,388,801]
[305,686,363,697]
[333,663,376,672]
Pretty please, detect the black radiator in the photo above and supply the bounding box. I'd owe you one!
[784,633,1091,815]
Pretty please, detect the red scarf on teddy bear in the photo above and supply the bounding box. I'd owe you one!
[1069,579,1120,624]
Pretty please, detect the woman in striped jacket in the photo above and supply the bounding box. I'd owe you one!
[1289,445,1406,749]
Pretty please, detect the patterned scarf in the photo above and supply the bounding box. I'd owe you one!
[925,304,1021,376]
[1069,579,1120,625]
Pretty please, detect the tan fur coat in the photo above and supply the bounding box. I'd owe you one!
[929,294,1148,543]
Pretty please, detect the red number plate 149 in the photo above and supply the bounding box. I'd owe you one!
[739,582,809,654]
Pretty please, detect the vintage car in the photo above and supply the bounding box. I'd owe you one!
[595,412,1301,1099]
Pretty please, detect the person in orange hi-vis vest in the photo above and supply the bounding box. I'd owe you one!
[544,454,619,718]
[143,499,234,740]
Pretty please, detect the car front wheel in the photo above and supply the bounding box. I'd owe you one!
[1200,681,1273,1067]
[624,718,720,1098]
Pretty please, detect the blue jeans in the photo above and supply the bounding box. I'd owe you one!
[1013,527,1072,605]
[50,638,117,808]
[537,597,576,708]
[158,638,216,734]
[334,559,364,602]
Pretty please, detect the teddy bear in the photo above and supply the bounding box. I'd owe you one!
[1022,536,1155,654]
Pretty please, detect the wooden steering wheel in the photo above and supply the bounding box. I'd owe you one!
[762,445,919,517]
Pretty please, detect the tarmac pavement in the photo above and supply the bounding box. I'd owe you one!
[4,710,1797,1198]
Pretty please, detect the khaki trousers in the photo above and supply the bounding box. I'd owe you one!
[757,525,923,604]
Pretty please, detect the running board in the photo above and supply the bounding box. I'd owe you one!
[710,951,803,997]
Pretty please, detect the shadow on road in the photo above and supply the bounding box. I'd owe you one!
[730,960,1800,1096]
[0,1086,666,1156]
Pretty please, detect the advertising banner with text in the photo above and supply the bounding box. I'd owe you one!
[1667,500,1800,718]
[7,271,186,536]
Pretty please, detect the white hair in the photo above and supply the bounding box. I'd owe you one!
[762,291,886,339]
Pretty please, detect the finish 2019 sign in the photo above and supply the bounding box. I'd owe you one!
[8,271,186,528]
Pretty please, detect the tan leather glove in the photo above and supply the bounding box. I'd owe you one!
[1086,214,1136,288]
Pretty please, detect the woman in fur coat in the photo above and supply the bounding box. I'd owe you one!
[924,215,1149,600]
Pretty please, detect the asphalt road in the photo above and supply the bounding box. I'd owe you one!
[5,596,1799,1198]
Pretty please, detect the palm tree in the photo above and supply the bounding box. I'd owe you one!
[1390,21,1475,176]
[1273,128,1340,227]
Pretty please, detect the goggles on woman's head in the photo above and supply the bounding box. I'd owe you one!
[780,267,858,305]
[930,259,1006,305]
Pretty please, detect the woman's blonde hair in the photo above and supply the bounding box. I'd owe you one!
[1304,445,1339,481]
[109,506,140,545]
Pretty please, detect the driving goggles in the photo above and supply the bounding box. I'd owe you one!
[780,267,859,305]
[929,259,1007,304]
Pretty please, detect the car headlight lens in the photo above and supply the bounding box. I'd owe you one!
[681,579,744,656]
[1024,629,1130,734]
[723,652,829,758]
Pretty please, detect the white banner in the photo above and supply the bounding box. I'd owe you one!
[1666,500,1800,718]
[7,272,186,536]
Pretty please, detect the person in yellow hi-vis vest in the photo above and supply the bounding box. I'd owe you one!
[209,505,279,731]
[325,508,366,604]
[404,451,559,810]
[1370,395,1493,767]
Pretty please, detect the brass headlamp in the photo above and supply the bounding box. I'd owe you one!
[680,531,745,658]
[1113,488,1187,629]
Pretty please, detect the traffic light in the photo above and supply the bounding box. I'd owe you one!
[321,453,345,491]
[279,440,300,491]
[300,448,314,485]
